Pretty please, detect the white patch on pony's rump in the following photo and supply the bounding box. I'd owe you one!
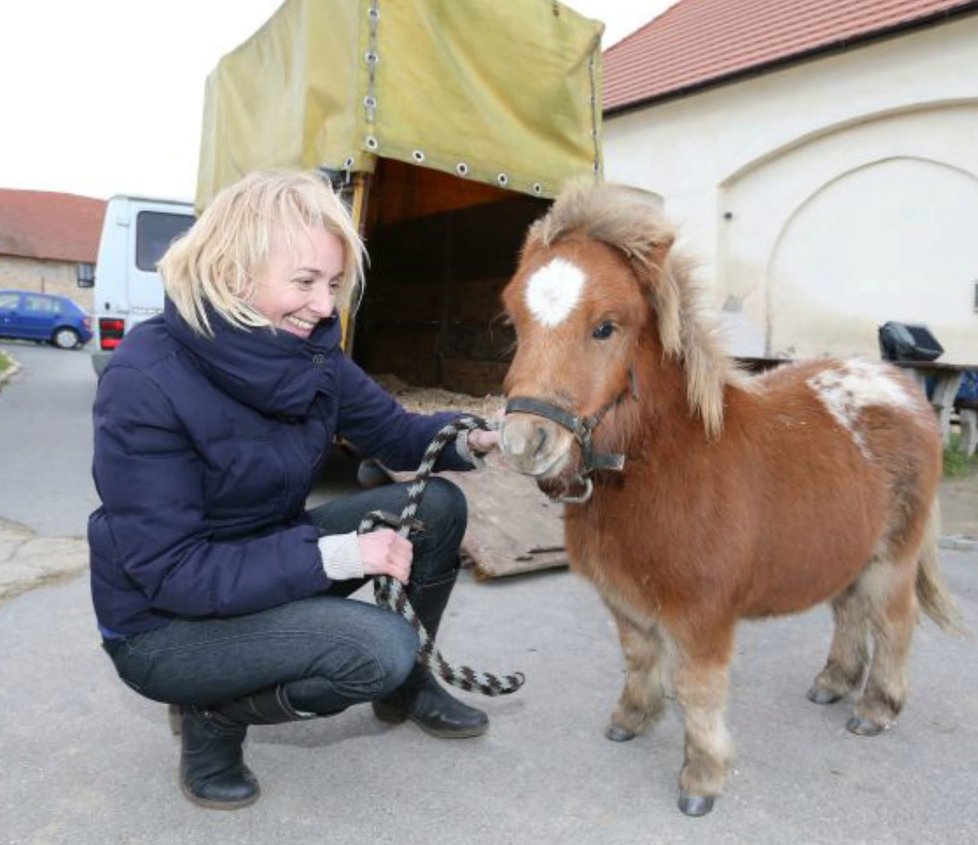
[525,258,586,327]
[807,360,918,457]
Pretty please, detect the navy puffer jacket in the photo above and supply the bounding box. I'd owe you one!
[89,300,471,634]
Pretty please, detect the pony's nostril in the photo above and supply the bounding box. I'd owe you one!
[531,425,549,458]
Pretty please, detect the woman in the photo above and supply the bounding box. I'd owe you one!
[89,169,499,810]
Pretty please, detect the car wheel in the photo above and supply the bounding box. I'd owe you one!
[52,327,81,349]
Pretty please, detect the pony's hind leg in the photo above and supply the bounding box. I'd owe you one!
[807,584,870,705]
[604,606,666,742]
[847,561,917,735]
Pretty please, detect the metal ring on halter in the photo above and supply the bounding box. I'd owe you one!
[559,476,593,505]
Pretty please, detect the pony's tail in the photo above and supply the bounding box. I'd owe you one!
[916,500,967,636]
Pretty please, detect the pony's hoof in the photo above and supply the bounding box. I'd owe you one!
[846,715,886,736]
[806,685,842,705]
[678,793,715,816]
[604,724,637,742]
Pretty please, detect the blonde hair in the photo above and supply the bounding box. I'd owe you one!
[159,169,365,336]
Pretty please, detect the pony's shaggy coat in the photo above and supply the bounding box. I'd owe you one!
[500,181,960,814]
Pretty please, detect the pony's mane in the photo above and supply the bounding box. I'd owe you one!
[526,180,740,439]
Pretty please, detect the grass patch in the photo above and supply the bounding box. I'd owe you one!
[943,433,978,478]
[0,349,11,377]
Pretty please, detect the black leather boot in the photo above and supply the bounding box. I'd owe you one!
[179,705,259,810]
[372,569,488,738]
[215,684,316,725]
[179,685,313,809]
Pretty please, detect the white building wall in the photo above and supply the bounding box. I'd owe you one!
[604,15,978,362]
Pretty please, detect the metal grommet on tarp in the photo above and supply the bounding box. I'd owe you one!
[344,157,355,169]
[532,183,543,195]
[412,150,425,163]
[365,51,379,65]
[367,5,380,21]
[366,135,379,151]
[363,96,377,109]
[456,162,469,176]
[497,172,509,186]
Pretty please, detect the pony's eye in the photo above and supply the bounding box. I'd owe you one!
[592,321,615,340]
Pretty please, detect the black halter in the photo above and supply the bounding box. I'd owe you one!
[504,367,638,503]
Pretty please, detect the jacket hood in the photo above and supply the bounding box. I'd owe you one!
[163,298,341,419]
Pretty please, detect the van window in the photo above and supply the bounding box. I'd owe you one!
[135,211,195,272]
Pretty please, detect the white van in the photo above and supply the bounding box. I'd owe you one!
[78,195,194,374]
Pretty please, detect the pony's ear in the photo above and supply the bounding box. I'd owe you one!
[631,230,681,356]
[646,232,675,276]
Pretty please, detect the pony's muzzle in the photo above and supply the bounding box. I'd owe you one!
[499,413,573,477]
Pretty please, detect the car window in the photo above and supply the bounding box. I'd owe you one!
[0,292,20,309]
[136,211,195,272]
[23,294,60,314]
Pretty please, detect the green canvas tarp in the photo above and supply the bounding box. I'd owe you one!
[196,0,603,211]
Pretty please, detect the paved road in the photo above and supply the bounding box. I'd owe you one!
[1,340,977,844]
[0,340,99,538]
[2,554,976,845]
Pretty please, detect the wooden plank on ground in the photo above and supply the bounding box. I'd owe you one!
[445,457,568,579]
[380,454,568,578]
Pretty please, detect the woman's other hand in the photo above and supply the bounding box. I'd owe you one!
[358,528,413,583]
[466,428,499,455]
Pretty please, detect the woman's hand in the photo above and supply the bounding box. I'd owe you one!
[467,428,499,455]
[358,528,413,583]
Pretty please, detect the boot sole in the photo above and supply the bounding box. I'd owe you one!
[409,717,489,739]
[373,700,488,738]
[180,778,260,810]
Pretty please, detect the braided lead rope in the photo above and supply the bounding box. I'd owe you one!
[357,415,526,697]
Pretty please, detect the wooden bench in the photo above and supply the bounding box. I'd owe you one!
[888,361,977,455]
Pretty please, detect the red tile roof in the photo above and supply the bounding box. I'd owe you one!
[603,0,978,113]
[0,189,106,264]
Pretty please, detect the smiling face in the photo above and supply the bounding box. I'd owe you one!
[249,224,347,339]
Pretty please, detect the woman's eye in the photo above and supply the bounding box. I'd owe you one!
[592,321,615,340]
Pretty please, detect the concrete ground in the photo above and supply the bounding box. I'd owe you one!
[2,490,977,843]
[2,347,977,844]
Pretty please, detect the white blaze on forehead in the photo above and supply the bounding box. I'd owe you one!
[807,360,918,456]
[525,258,586,327]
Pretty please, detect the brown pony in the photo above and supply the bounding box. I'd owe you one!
[499,181,961,816]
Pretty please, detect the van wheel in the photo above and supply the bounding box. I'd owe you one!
[52,327,81,349]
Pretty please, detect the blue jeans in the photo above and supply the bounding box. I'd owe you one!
[103,478,467,715]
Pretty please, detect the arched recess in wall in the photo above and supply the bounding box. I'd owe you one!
[766,156,978,358]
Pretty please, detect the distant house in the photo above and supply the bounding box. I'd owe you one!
[0,190,106,311]
[602,0,978,362]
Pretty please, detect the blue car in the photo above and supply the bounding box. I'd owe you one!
[0,289,93,349]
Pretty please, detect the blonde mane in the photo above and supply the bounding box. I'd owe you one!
[526,180,739,439]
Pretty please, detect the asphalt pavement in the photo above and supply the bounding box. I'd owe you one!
[2,341,978,844]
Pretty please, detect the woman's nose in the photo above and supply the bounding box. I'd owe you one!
[309,286,336,316]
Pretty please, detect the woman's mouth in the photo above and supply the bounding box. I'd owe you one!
[283,314,317,336]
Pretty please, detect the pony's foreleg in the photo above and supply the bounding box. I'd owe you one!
[848,561,917,735]
[604,608,666,742]
[672,626,735,817]
[807,584,870,705]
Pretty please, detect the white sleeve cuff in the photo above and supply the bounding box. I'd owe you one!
[455,429,486,468]
[317,532,364,581]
